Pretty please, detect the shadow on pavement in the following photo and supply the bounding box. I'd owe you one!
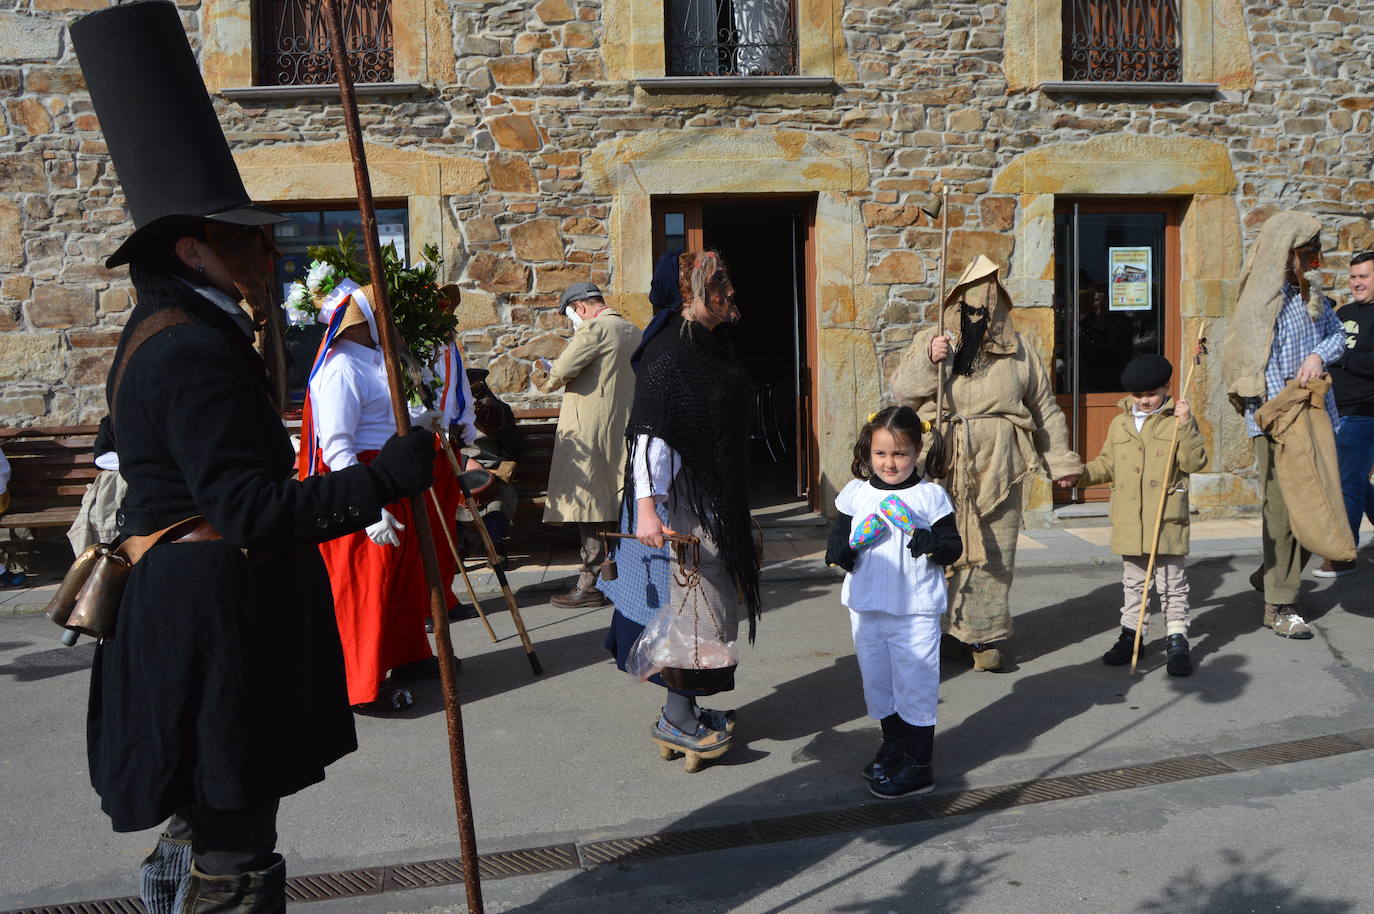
[1135,849,1355,913]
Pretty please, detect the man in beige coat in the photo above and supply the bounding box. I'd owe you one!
[891,256,1082,671]
[533,282,638,607]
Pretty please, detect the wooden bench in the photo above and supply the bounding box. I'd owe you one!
[0,425,100,530]
[510,407,559,525]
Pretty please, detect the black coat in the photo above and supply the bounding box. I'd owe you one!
[88,272,388,832]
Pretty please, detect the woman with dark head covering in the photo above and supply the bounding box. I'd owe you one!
[605,250,760,770]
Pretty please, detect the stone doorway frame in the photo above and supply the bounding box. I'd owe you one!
[991,134,1248,517]
[586,128,875,508]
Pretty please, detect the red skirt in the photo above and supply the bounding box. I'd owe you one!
[317,448,460,705]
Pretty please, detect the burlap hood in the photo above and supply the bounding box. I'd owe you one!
[1222,211,1321,401]
[940,254,1017,356]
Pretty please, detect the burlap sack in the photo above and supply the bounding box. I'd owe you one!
[1254,376,1356,562]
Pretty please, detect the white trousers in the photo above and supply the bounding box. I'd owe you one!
[848,609,941,727]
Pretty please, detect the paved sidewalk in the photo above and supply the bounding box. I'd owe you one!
[4,549,1374,912]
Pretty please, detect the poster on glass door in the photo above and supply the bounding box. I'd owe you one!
[1108,246,1152,311]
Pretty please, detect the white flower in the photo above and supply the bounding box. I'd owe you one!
[284,304,312,328]
[286,283,308,308]
[281,283,314,328]
[305,260,335,294]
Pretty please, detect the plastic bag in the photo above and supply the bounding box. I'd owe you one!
[626,556,738,683]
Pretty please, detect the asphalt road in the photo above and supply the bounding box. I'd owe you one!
[2,555,1372,912]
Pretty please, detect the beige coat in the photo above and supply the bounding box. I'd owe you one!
[541,310,638,523]
[1079,397,1206,557]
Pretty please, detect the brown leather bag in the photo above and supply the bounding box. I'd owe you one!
[46,308,203,641]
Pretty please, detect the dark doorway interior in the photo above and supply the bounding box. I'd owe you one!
[700,199,809,510]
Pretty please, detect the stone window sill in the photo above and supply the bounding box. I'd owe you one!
[220,82,425,103]
[1040,81,1219,96]
[635,76,837,91]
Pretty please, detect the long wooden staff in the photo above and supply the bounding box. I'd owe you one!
[924,185,950,477]
[321,5,483,911]
[1130,323,1209,674]
[427,487,500,642]
[434,429,544,675]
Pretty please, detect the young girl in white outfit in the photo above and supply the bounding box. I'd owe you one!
[825,406,962,798]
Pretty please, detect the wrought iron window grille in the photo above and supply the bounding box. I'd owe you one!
[257,0,394,87]
[665,0,799,77]
[1062,0,1182,82]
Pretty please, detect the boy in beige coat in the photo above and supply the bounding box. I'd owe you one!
[1079,355,1206,676]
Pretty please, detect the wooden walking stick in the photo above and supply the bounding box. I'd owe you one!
[434,428,544,675]
[427,486,500,643]
[321,5,484,910]
[1130,323,1209,675]
[922,185,951,478]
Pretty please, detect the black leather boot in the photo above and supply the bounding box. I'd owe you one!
[1102,627,1138,666]
[1165,633,1192,677]
[178,855,286,914]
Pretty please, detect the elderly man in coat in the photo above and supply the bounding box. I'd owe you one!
[533,282,639,607]
[890,255,1082,672]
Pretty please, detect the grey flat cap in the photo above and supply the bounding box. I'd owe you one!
[559,281,604,313]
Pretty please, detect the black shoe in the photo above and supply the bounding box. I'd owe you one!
[1165,633,1192,677]
[1102,627,1138,666]
[391,655,461,682]
[861,737,905,781]
[868,755,935,798]
[426,603,477,633]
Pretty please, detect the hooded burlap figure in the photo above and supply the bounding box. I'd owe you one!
[1222,211,1322,410]
[891,255,1081,651]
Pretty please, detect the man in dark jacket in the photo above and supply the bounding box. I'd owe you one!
[72,5,436,910]
[1317,250,1374,577]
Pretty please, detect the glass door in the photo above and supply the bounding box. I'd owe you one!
[1053,200,1181,504]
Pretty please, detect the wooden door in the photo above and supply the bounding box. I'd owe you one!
[1052,200,1182,504]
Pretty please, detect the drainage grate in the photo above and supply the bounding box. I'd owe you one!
[1073,754,1232,793]
[1213,733,1365,770]
[10,728,1373,913]
[924,777,1088,817]
[8,901,144,914]
[580,823,758,866]
[751,801,926,845]
[285,866,385,902]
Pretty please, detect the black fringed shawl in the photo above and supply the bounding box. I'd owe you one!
[624,313,760,641]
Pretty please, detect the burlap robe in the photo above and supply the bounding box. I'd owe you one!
[891,257,1081,644]
[1254,376,1356,562]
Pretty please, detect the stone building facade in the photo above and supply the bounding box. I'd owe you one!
[1,0,1370,522]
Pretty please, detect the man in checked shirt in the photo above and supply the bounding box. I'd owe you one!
[1223,211,1345,640]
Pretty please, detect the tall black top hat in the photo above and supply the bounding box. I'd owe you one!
[70,0,284,268]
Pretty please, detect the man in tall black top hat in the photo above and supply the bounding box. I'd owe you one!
[71,4,436,911]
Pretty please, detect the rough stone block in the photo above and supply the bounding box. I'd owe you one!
[512,333,569,359]
[510,218,563,262]
[21,66,85,94]
[0,198,22,268]
[2,275,33,301]
[868,250,925,285]
[483,353,527,394]
[7,97,50,135]
[534,0,575,22]
[0,14,63,61]
[488,114,544,151]
[487,152,537,193]
[534,263,590,291]
[466,252,530,293]
[98,287,130,313]
[0,333,65,383]
[489,56,536,86]
[455,288,500,331]
[979,196,1016,231]
[29,284,98,328]
[947,230,1014,278]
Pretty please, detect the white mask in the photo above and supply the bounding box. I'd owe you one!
[567,309,583,329]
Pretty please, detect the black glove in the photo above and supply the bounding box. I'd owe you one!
[371,429,436,501]
[907,528,936,558]
[824,542,857,573]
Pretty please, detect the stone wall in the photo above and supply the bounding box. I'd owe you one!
[2,0,1371,513]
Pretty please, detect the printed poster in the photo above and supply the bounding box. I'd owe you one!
[1108,247,1152,311]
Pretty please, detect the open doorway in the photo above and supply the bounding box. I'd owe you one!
[650,196,817,511]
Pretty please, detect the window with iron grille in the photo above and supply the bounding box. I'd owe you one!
[1062,0,1181,82]
[665,0,799,76]
[256,0,394,86]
